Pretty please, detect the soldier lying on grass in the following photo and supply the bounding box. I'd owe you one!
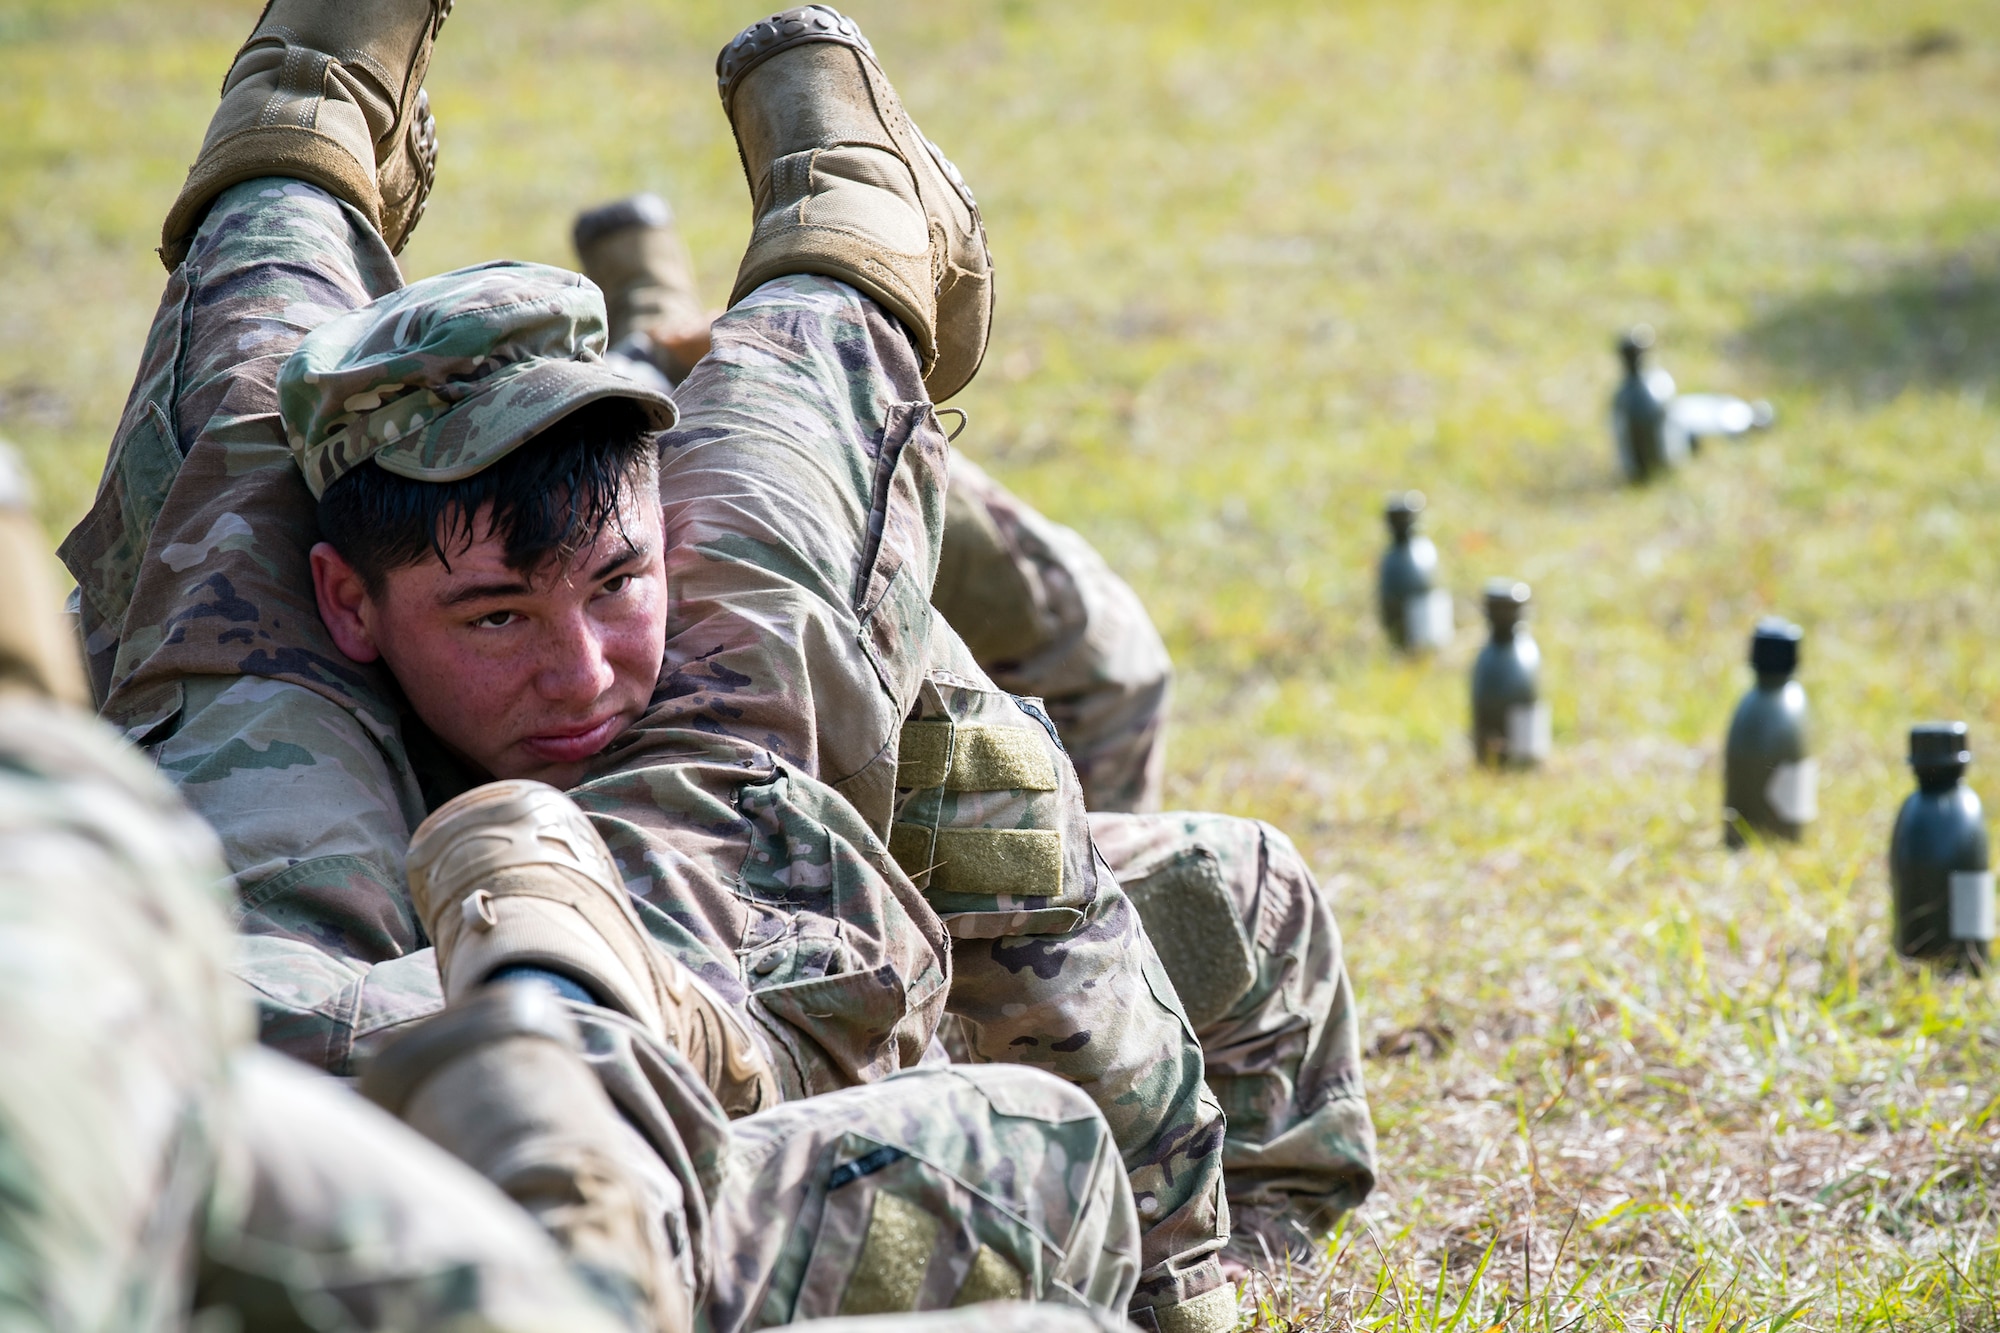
[1,442,1138,1333]
[61,0,1373,1321]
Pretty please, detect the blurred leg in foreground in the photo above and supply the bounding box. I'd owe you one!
[1,457,632,1329]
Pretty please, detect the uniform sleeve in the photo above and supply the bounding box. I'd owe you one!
[150,675,444,1072]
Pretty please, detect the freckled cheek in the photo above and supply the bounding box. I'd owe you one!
[602,604,667,697]
[435,640,542,718]
[377,619,532,756]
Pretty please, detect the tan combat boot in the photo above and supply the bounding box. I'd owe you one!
[573,194,715,384]
[406,779,777,1117]
[362,984,694,1333]
[717,5,993,401]
[159,0,454,268]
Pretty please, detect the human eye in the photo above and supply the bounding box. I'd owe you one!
[598,573,633,597]
[471,609,520,630]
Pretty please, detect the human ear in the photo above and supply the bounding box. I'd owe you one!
[309,542,382,664]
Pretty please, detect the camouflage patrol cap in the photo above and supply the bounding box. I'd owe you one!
[278,260,678,499]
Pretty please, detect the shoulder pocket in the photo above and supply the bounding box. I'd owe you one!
[109,677,185,748]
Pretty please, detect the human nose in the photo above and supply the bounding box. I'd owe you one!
[534,607,616,704]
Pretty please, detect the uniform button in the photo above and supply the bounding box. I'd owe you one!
[752,950,784,975]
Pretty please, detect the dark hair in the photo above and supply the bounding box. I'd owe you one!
[318,397,659,593]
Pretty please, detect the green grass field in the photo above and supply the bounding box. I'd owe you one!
[8,0,2000,1326]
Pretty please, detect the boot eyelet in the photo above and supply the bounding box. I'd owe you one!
[463,889,497,932]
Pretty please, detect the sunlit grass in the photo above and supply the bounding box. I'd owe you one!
[8,1,2000,1326]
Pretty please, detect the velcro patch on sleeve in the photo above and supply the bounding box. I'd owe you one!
[839,1191,942,1316]
[897,721,1058,793]
[887,822,936,882]
[946,725,1057,792]
[896,721,953,790]
[951,1243,1026,1306]
[930,827,1063,897]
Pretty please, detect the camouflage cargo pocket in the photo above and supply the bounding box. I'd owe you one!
[751,968,922,1089]
[737,771,946,1084]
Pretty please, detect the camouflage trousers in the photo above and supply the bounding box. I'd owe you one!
[0,697,1138,1332]
[1090,813,1376,1240]
[934,453,1171,814]
[63,178,1231,1320]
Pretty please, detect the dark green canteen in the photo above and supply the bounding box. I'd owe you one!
[1377,490,1452,653]
[1471,579,1546,768]
[1610,325,1677,483]
[1890,722,1991,972]
[1723,618,1814,847]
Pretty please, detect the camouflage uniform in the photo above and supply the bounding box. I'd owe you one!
[572,192,1168,818]
[61,178,1234,1326]
[933,452,1170,815]
[571,195,1370,1225]
[65,133,1385,1317]
[0,695,1141,1330]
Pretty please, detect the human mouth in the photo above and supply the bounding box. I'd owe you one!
[520,713,628,766]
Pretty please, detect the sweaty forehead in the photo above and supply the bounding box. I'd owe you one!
[394,484,664,602]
